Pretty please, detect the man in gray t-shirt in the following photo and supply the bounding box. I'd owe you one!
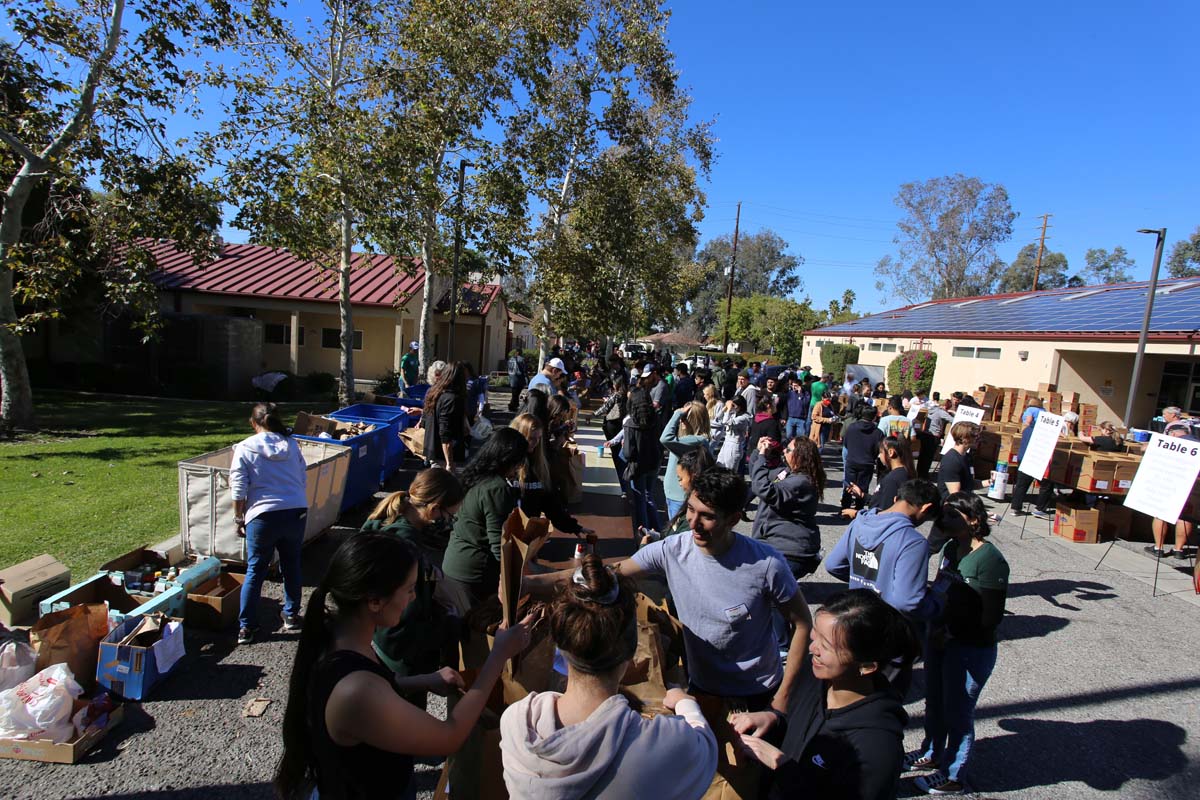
[527,468,813,710]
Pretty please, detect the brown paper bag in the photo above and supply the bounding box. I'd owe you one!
[499,508,549,628]
[399,426,425,455]
[563,448,585,504]
[438,669,509,800]
[696,694,765,800]
[622,593,687,701]
[30,603,110,691]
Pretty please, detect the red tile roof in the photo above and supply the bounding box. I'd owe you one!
[146,239,500,314]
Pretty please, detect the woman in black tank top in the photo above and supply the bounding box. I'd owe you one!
[274,533,534,800]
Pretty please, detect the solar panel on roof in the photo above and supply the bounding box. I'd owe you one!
[813,278,1200,336]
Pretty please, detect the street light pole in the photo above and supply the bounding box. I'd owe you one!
[721,201,741,355]
[1124,227,1167,428]
[448,158,472,361]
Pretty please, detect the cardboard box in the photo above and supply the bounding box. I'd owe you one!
[0,555,71,626]
[1054,502,1102,543]
[100,548,221,595]
[1125,441,1147,455]
[1038,382,1058,393]
[185,572,245,630]
[1112,455,1140,492]
[0,704,124,764]
[96,615,186,700]
[1046,443,1075,484]
[293,412,376,439]
[39,573,185,625]
[1072,454,1123,493]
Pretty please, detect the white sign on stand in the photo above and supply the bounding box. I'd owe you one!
[941,405,986,454]
[1018,411,1065,480]
[1124,434,1200,524]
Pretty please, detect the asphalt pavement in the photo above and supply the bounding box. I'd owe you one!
[2,401,1196,799]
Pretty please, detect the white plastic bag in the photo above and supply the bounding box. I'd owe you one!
[0,639,37,693]
[470,416,494,442]
[0,663,84,742]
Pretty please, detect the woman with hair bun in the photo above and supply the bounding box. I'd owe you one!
[274,533,533,800]
[731,589,921,800]
[500,554,718,799]
[230,402,309,646]
[906,491,1009,796]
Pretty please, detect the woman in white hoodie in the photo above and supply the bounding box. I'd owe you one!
[713,395,752,471]
[230,403,309,645]
[500,555,718,799]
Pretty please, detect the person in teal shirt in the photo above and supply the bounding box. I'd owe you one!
[659,402,711,521]
[401,341,421,388]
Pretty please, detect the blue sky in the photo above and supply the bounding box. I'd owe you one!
[667,0,1200,313]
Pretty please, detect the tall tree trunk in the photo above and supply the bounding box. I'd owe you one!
[417,204,441,376]
[338,202,355,407]
[0,175,38,432]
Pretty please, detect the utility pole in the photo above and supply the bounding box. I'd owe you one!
[721,201,742,354]
[448,159,471,360]
[1032,213,1052,291]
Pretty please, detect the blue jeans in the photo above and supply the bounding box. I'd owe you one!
[239,507,307,630]
[785,418,808,441]
[627,472,661,533]
[610,445,630,495]
[665,497,685,526]
[920,640,998,782]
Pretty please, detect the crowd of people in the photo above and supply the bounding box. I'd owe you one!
[222,346,1197,799]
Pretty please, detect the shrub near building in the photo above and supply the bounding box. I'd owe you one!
[820,343,860,381]
[887,350,937,396]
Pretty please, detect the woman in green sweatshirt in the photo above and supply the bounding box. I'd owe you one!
[440,427,529,615]
[360,469,464,686]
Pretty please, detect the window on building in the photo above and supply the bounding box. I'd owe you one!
[264,323,304,346]
[868,342,897,353]
[953,345,1001,360]
[322,328,363,350]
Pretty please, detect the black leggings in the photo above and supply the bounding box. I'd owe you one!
[1010,470,1055,513]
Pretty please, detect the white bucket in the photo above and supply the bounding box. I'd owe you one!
[988,470,1008,501]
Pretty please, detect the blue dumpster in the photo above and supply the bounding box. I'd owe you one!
[294,421,386,511]
[404,383,430,403]
[330,404,410,480]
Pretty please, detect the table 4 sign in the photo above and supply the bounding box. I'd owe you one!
[1123,434,1200,525]
[941,404,986,455]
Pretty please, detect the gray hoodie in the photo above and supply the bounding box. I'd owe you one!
[229,432,308,523]
[500,691,717,800]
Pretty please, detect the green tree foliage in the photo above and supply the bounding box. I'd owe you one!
[1,2,230,430]
[820,344,860,382]
[875,174,1016,303]
[1167,226,1200,278]
[715,294,822,363]
[826,289,860,325]
[887,350,937,396]
[684,229,803,335]
[998,243,1070,293]
[506,0,714,361]
[1083,246,1135,284]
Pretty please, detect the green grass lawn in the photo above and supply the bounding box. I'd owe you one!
[0,392,310,578]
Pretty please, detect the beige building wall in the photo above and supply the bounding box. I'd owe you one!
[175,292,510,383]
[803,333,1200,426]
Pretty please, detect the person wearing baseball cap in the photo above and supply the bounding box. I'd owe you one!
[400,340,421,388]
[528,356,567,396]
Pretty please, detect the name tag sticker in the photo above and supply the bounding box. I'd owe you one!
[724,604,749,622]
